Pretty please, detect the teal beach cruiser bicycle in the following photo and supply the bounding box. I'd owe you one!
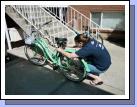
[24,21,103,82]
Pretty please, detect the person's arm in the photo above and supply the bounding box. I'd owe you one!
[67,44,76,48]
[56,48,79,59]
[67,44,80,48]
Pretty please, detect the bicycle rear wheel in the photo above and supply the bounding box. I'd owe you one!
[61,56,87,82]
[24,44,46,66]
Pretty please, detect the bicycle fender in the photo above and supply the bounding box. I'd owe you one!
[32,39,44,51]
[35,38,55,62]
[64,48,91,72]
[31,38,50,60]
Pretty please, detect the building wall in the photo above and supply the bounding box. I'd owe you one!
[70,5,125,17]
[70,5,125,40]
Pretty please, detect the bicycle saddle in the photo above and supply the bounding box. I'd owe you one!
[55,37,67,48]
[55,37,67,42]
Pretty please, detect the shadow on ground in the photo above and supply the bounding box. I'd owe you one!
[5,54,113,95]
[106,38,125,48]
[105,28,125,48]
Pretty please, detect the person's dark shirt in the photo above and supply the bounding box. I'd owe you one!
[75,38,111,71]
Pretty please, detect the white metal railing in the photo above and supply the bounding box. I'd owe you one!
[8,5,76,45]
[44,5,101,38]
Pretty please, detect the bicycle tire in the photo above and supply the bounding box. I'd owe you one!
[24,44,46,66]
[60,56,87,82]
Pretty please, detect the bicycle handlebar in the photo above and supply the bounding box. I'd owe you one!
[38,20,52,30]
[42,20,52,26]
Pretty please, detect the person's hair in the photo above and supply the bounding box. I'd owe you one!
[74,34,91,46]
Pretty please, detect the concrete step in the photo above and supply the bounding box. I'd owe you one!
[5,6,15,13]
[6,10,32,35]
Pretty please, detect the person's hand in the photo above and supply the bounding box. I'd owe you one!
[73,57,79,60]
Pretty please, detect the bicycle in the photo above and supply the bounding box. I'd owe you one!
[24,21,102,82]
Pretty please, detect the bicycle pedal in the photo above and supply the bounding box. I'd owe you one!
[53,65,59,70]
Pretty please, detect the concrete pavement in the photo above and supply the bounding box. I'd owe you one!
[6,58,113,95]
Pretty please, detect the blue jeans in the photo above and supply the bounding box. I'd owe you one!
[87,64,106,75]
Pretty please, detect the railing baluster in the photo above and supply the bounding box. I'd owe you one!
[88,20,89,35]
[29,5,31,22]
[53,20,55,43]
[56,7,57,18]
[81,16,82,32]
[5,20,12,50]
[63,7,65,22]
[57,22,59,38]
[71,8,72,24]
[67,7,69,23]
[91,23,93,36]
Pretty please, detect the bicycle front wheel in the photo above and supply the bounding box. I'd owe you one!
[61,56,87,82]
[24,44,46,66]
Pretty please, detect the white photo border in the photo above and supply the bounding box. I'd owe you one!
[1,1,129,100]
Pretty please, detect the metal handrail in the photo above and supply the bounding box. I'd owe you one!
[44,5,101,38]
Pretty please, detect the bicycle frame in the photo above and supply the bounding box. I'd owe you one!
[31,37,91,73]
[32,37,59,64]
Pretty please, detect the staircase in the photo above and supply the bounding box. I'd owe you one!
[5,5,76,47]
[5,5,101,49]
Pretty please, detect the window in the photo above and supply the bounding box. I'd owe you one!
[91,12,125,31]
[92,12,101,26]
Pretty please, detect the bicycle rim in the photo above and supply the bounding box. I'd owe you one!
[61,57,86,82]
